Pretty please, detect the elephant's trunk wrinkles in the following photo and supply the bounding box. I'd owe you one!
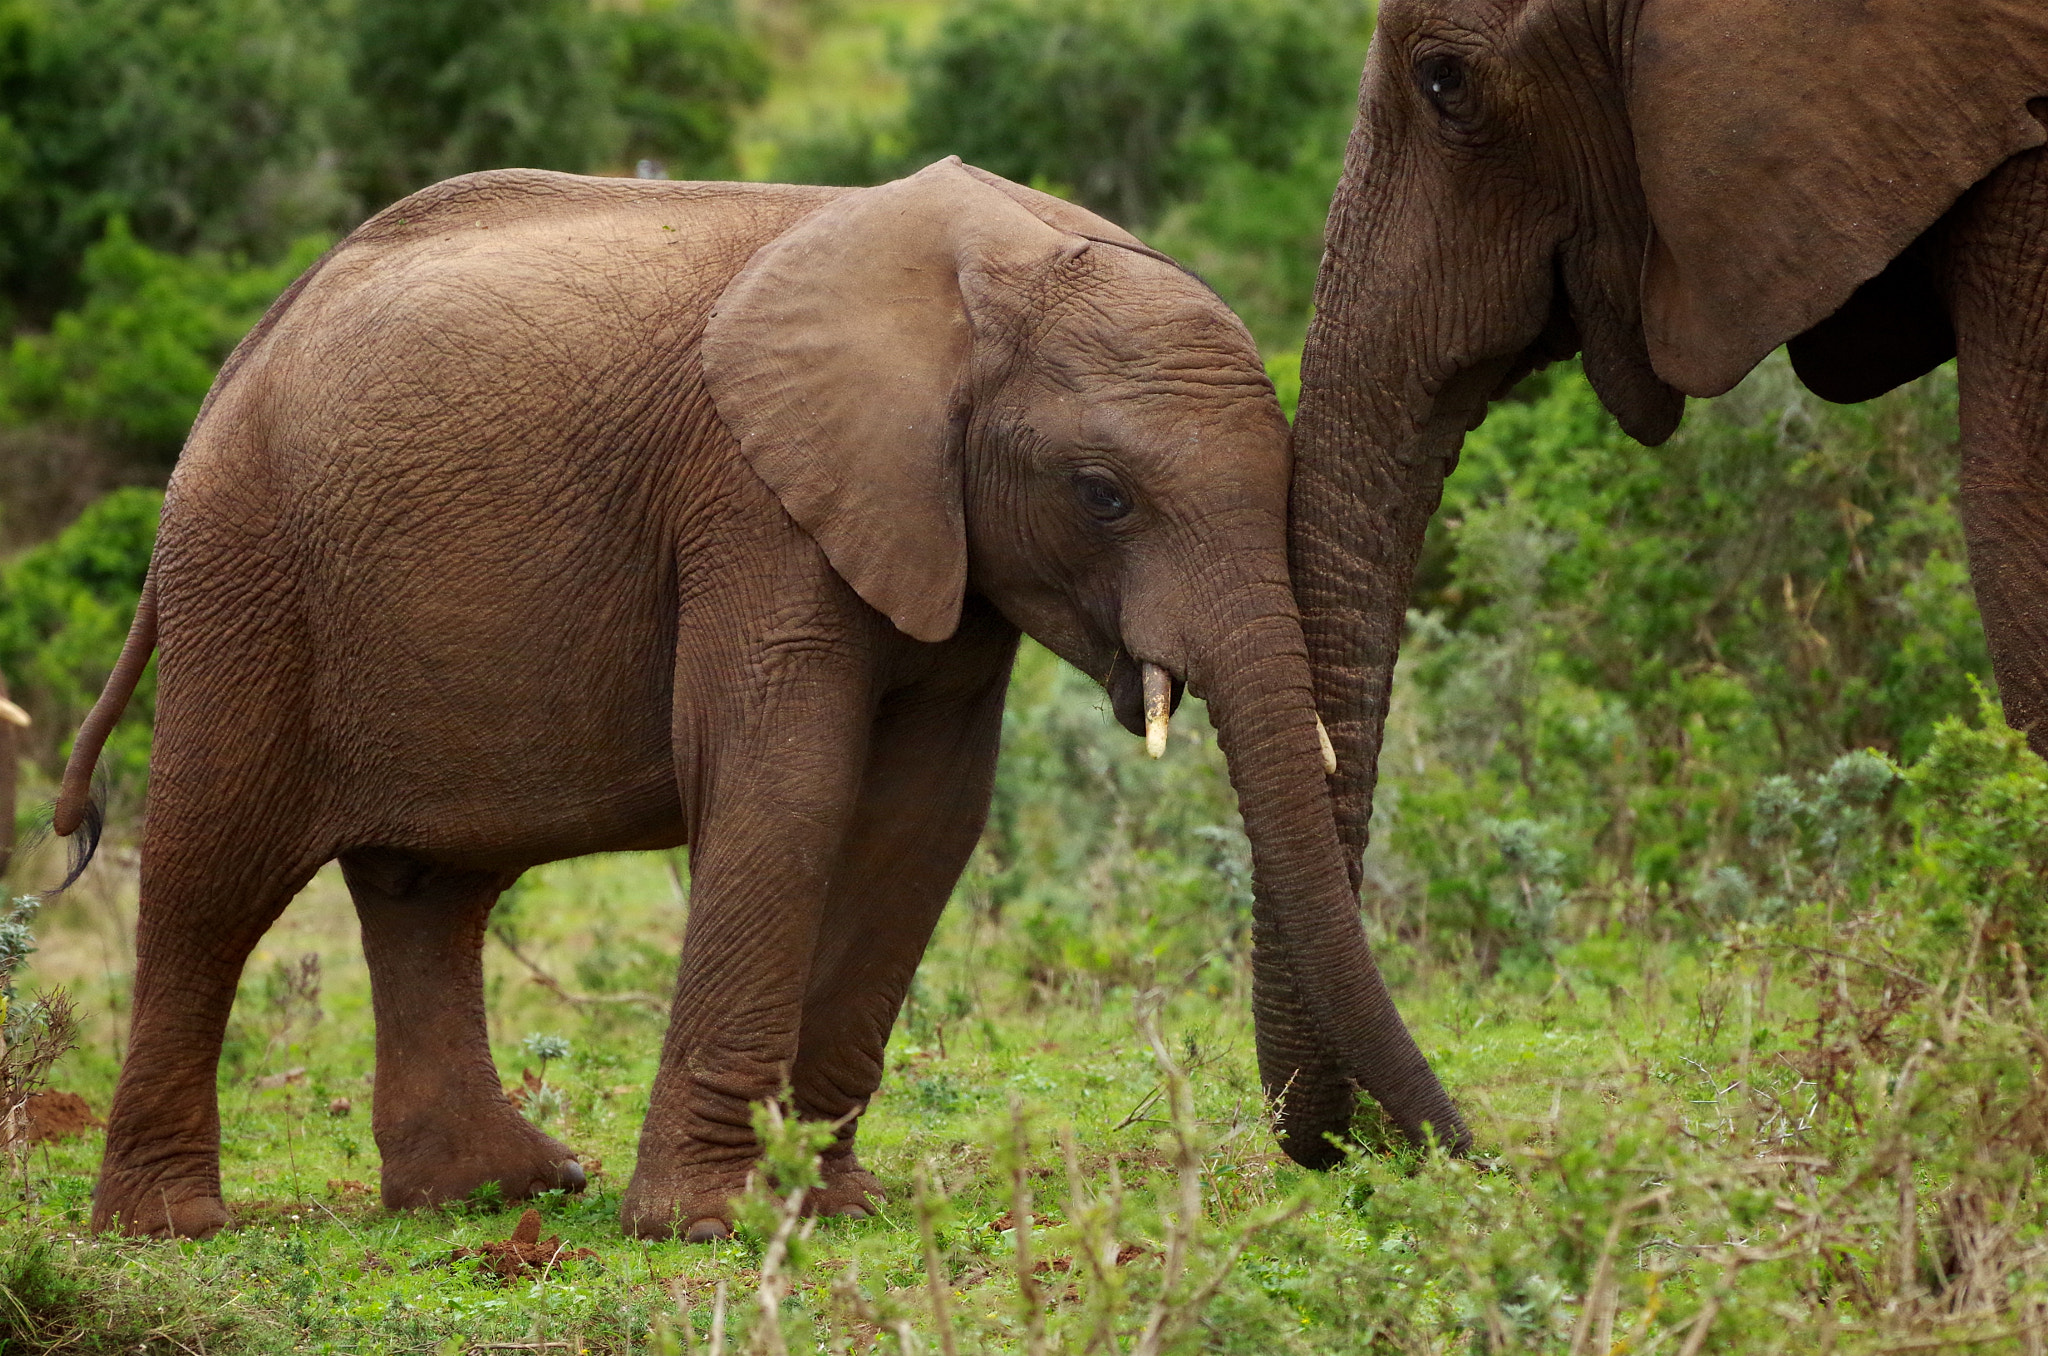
[1287,172,1494,894]
[1193,599,1467,1162]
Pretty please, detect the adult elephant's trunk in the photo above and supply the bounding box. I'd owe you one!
[1290,88,1678,887]
[1191,596,1468,1161]
[1288,307,1496,891]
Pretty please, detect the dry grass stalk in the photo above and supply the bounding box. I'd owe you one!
[913,1163,960,1356]
[750,1182,813,1356]
[1006,1096,1049,1356]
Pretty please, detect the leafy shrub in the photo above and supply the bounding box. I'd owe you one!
[345,0,768,208]
[0,486,159,801]
[901,0,1366,225]
[1147,138,1346,352]
[1890,691,2048,979]
[0,0,768,321]
[1370,358,1992,959]
[1,221,327,462]
[0,0,347,322]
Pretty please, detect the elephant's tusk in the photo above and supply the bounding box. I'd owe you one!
[1315,715,1337,776]
[1142,662,1171,759]
[0,697,28,729]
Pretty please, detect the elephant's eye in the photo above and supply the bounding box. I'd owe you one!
[1073,473,1133,522]
[1416,53,1471,119]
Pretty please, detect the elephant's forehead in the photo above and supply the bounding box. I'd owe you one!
[1019,375,1288,492]
[1031,296,1267,395]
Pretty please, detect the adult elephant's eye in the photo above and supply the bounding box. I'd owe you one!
[1416,53,1471,120]
[1073,473,1132,522]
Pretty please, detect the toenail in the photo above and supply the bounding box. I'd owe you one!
[835,1205,869,1219]
[558,1160,587,1192]
[685,1217,731,1244]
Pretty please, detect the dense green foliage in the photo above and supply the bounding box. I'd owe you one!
[0,0,767,324]
[0,0,348,324]
[1376,361,1990,972]
[2,224,327,462]
[901,0,1363,223]
[0,486,158,811]
[345,0,768,209]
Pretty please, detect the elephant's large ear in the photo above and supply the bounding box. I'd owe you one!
[1632,0,2048,398]
[703,158,1064,643]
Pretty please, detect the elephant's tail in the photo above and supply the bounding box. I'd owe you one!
[52,573,157,889]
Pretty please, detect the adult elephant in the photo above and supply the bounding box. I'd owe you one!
[57,157,1463,1239]
[1291,0,2048,1146]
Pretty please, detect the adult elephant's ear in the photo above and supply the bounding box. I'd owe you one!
[1633,0,2048,399]
[703,157,1065,643]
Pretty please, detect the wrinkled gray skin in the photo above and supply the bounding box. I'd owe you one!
[1290,0,2048,1153]
[65,157,1461,1241]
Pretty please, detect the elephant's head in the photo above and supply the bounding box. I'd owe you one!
[703,157,1466,1160]
[1289,0,2048,955]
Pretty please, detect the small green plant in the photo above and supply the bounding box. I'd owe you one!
[522,1032,571,1077]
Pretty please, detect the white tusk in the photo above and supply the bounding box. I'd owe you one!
[0,697,28,729]
[1142,662,1171,759]
[1315,715,1337,776]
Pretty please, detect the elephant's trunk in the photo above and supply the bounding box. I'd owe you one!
[1190,594,1468,1161]
[1289,315,1495,888]
[1289,88,1680,885]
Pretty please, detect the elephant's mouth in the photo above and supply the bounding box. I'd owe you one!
[1107,652,1185,742]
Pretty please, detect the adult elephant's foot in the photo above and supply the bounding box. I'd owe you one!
[619,1162,754,1241]
[92,1162,231,1239]
[809,1146,885,1219]
[376,1110,584,1210]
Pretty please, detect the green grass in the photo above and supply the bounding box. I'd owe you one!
[9,686,2048,1353]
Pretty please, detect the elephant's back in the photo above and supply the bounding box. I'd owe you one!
[148,174,850,857]
[173,171,846,533]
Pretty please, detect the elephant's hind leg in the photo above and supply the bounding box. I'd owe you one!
[342,850,585,1209]
[92,816,327,1238]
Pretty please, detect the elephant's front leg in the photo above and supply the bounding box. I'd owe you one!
[621,687,874,1241]
[791,635,1016,1218]
[343,851,586,1209]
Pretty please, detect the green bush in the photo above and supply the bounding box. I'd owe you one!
[345,0,768,208]
[1,221,326,463]
[0,485,159,801]
[901,0,1366,225]
[0,0,348,323]
[0,0,769,321]
[1370,358,1992,961]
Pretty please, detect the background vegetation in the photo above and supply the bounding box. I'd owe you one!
[2,0,2040,1352]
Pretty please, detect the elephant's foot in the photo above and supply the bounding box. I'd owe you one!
[620,1161,755,1241]
[92,1162,231,1239]
[810,1146,885,1219]
[621,1146,884,1241]
[376,1111,584,1210]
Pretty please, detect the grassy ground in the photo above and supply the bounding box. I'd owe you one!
[7,655,2048,1353]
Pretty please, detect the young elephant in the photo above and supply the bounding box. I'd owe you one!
[60,157,1463,1241]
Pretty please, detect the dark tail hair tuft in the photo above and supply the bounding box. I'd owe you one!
[44,783,105,897]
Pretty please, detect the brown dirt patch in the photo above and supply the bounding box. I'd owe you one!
[23,1090,103,1142]
[452,1208,595,1281]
